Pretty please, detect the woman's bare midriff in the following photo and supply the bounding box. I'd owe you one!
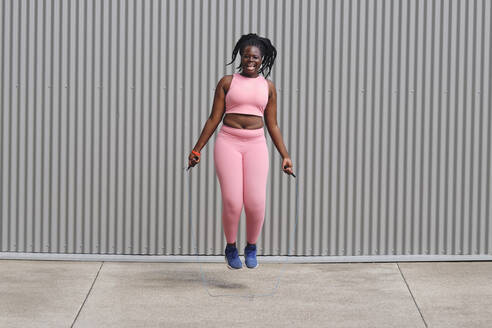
[222,113,264,129]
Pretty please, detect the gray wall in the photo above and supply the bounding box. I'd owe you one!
[1,0,491,258]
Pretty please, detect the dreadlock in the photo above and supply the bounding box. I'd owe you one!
[226,33,277,78]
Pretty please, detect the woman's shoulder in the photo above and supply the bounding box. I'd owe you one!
[264,78,276,94]
[217,75,234,92]
[219,74,234,82]
[217,74,234,86]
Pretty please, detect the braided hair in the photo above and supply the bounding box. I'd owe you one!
[226,33,277,78]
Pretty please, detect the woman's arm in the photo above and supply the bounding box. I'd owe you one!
[192,76,228,153]
[187,76,228,169]
[264,80,294,175]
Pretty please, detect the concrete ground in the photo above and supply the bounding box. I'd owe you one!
[1,259,491,328]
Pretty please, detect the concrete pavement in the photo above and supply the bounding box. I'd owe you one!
[1,260,491,327]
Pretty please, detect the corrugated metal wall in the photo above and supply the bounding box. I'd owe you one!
[1,0,491,258]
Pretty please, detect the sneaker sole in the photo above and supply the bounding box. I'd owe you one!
[245,259,259,269]
[224,256,242,270]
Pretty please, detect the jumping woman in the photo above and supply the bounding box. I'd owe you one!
[187,33,294,270]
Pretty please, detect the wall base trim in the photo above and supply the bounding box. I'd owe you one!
[1,252,491,263]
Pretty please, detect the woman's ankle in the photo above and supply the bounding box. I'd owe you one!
[227,242,236,248]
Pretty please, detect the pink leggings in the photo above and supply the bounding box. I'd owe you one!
[214,124,269,245]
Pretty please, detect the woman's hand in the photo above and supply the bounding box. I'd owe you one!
[282,157,294,176]
[188,151,201,169]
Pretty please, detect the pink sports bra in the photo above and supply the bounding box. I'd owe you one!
[225,73,269,117]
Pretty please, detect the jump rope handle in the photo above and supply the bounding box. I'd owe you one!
[187,150,201,171]
[284,165,296,178]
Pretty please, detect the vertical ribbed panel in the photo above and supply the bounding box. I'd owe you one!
[1,0,491,257]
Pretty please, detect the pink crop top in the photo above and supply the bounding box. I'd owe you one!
[225,73,269,117]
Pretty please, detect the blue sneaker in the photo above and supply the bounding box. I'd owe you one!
[224,245,242,269]
[244,243,259,269]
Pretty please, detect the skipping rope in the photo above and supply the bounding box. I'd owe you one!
[183,161,299,300]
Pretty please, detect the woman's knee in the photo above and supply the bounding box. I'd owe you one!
[222,196,243,216]
[243,195,265,214]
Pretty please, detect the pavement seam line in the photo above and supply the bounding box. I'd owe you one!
[70,261,105,327]
[397,263,428,328]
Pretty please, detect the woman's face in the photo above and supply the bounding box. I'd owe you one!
[240,45,262,77]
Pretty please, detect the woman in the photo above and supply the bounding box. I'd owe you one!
[187,33,294,270]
